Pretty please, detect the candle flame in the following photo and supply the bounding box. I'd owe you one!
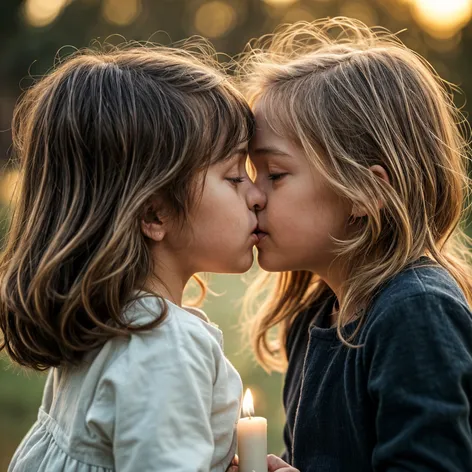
[242,388,255,417]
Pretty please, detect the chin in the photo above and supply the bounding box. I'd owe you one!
[233,254,254,273]
[257,250,287,272]
[216,252,254,274]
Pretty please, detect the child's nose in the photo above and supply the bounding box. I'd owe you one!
[248,184,267,212]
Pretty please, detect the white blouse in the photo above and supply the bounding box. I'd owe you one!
[9,294,243,472]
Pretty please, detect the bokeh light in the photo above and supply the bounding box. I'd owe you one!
[263,0,298,7]
[194,1,237,38]
[102,0,142,26]
[412,0,472,39]
[23,0,69,27]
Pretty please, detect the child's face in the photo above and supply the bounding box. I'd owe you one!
[249,106,352,278]
[167,146,265,275]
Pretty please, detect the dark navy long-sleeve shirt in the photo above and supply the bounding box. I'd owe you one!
[282,257,472,471]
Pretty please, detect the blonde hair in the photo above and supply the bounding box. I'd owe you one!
[239,17,472,372]
[0,40,254,370]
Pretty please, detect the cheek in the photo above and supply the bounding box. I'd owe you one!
[188,182,249,251]
[265,182,317,234]
[189,192,254,273]
[268,182,349,245]
[198,187,245,233]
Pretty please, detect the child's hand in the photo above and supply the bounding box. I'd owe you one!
[267,454,300,472]
[226,454,299,472]
[226,454,239,472]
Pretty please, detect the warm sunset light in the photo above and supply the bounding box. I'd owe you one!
[242,388,255,418]
[412,0,472,38]
[263,0,298,7]
[282,6,315,23]
[102,0,142,26]
[194,1,237,38]
[23,0,68,27]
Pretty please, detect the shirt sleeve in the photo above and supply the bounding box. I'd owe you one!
[95,317,217,472]
[363,293,472,471]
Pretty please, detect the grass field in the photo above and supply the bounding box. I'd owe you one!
[0,273,285,471]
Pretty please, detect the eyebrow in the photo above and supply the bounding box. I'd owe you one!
[234,147,248,155]
[220,146,248,163]
[251,146,291,158]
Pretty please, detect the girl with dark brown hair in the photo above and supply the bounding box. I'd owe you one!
[1,42,266,472]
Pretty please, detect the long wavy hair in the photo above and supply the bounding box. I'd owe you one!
[239,17,472,372]
[0,40,254,371]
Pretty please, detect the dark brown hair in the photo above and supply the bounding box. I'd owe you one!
[0,40,254,370]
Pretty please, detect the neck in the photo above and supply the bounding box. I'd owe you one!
[143,246,192,307]
[317,257,352,326]
[319,257,348,305]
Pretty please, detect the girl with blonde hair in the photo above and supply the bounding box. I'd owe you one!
[241,17,472,471]
[0,42,267,472]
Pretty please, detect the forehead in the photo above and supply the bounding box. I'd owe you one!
[249,103,300,158]
[253,101,278,132]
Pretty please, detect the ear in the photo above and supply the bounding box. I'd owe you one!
[140,199,166,242]
[370,164,390,187]
[350,165,390,218]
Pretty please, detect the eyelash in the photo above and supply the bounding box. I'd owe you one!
[226,176,245,184]
[268,173,287,181]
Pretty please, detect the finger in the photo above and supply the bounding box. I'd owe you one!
[267,454,293,472]
[231,455,239,466]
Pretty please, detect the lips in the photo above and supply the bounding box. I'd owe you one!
[252,225,268,243]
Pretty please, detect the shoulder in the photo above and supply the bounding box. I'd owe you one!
[125,294,222,347]
[98,297,222,388]
[369,259,468,312]
[361,261,472,356]
[85,299,225,447]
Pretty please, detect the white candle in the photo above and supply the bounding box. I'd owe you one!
[237,388,268,472]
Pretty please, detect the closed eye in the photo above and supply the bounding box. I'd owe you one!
[268,173,288,181]
[226,176,245,184]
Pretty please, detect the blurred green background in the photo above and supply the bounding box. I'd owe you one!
[2,0,472,469]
